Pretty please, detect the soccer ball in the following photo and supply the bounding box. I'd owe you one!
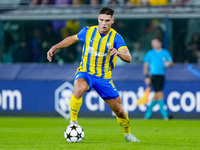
[64,124,85,143]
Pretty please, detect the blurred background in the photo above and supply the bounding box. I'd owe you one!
[0,0,199,119]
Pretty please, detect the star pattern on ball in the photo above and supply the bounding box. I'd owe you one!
[77,132,82,140]
[66,132,73,139]
[64,124,84,143]
[70,125,77,131]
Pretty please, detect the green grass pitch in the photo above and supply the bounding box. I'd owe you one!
[0,117,200,150]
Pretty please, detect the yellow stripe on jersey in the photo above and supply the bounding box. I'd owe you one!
[83,27,95,72]
[103,31,116,78]
[76,25,124,79]
[95,34,104,77]
[89,29,99,74]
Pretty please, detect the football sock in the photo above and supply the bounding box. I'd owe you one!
[136,87,150,105]
[116,114,131,135]
[145,100,157,119]
[157,99,168,119]
[70,94,82,122]
[70,120,77,125]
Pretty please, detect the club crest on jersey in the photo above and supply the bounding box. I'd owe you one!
[106,41,111,48]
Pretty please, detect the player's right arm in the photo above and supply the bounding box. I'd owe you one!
[143,62,151,86]
[47,35,78,62]
[143,51,151,86]
[143,62,149,76]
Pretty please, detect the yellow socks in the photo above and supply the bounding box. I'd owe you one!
[116,114,131,135]
[70,94,83,122]
[136,87,150,105]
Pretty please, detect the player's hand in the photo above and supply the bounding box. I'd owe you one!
[163,58,173,67]
[109,47,119,56]
[47,47,56,62]
[145,77,151,86]
[164,61,171,67]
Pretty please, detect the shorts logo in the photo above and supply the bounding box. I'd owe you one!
[75,75,80,79]
[55,82,74,119]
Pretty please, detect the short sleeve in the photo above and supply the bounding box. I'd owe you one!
[77,27,89,42]
[114,33,127,51]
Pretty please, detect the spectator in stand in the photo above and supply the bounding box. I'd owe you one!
[139,20,164,51]
[102,0,124,6]
[31,0,41,5]
[53,0,82,63]
[185,0,200,6]
[173,25,187,63]
[186,32,200,64]
[60,20,79,63]
[126,0,148,6]
[31,29,43,62]
[131,41,145,65]
[148,0,169,6]
[52,0,71,39]
[60,20,79,39]
[41,23,61,62]
[171,0,194,6]
[14,37,32,63]
[3,31,16,63]
[186,19,200,46]
[90,0,100,6]
[31,0,54,5]
[55,0,71,5]
[170,0,183,5]
[41,0,54,5]
[71,0,85,5]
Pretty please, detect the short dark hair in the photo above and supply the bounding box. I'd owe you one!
[152,36,163,43]
[99,7,114,17]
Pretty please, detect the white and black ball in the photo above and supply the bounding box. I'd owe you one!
[64,124,85,143]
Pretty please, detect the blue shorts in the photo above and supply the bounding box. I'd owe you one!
[74,72,119,100]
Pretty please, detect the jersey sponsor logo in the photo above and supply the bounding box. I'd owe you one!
[88,46,107,57]
[88,46,94,54]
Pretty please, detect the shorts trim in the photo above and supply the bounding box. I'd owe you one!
[103,95,119,100]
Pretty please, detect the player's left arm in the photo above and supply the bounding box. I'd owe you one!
[110,47,131,63]
[110,33,131,63]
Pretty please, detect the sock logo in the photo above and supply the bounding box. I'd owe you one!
[71,108,77,112]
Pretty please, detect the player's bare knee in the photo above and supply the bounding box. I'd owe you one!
[74,87,85,98]
[115,109,126,118]
[74,93,83,99]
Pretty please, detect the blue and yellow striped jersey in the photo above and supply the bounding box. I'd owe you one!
[76,25,127,79]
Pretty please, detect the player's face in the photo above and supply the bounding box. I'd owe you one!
[98,14,114,34]
[151,39,162,50]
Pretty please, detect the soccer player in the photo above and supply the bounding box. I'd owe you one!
[143,37,174,120]
[47,7,140,142]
